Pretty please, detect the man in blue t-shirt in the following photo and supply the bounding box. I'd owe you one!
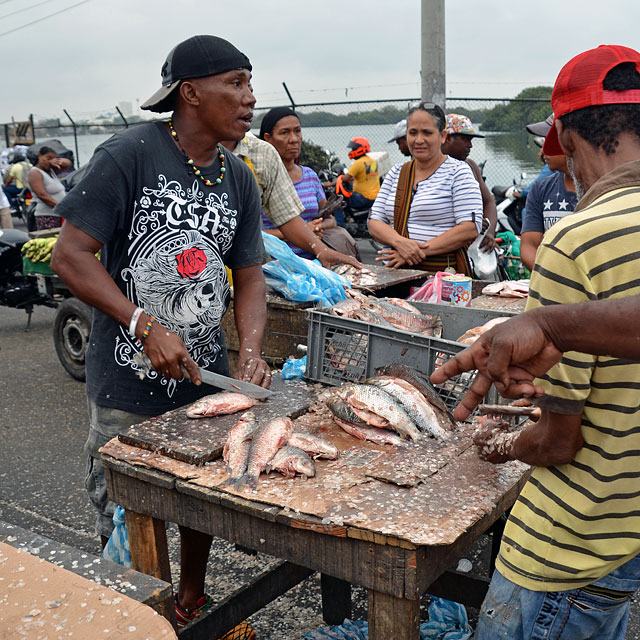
[520,153,578,270]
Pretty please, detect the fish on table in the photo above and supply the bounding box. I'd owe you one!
[266,446,316,479]
[186,392,259,419]
[374,363,456,430]
[222,412,258,485]
[287,433,339,460]
[326,399,405,446]
[335,383,422,442]
[240,417,294,489]
[366,375,450,440]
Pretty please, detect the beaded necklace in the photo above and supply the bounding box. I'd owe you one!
[168,117,226,186]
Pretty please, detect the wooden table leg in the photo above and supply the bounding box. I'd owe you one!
[321,574,352,624]
[124,510,176,626]
[368,590,420,640]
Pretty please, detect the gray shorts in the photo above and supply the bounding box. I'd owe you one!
[85,398,154,538]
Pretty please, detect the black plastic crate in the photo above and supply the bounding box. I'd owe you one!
[305,303,515,410]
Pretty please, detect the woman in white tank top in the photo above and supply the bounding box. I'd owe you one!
[27,146,71,230]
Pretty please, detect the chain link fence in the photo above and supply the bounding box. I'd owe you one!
[19,96,552,190]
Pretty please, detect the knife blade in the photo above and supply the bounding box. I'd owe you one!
[194,366,273,399]
[134,354,273,399]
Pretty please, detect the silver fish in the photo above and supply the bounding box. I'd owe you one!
[331,415,404,446]
[374,363,456,429]
[186,392,258,419]
[288,432,339,460]
[267,446,316,479]
[326,399,371,426]
[366,376,449,440]
[336,384,422,442]
[241,417,294,489]
[364,299,442,336]
[222,412,257,484]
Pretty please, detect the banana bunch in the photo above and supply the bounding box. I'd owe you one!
[22,236,58,264]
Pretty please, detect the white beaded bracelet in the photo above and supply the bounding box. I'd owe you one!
[128,307,144,338]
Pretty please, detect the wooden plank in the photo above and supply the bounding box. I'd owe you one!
[426,570,491,609]
[368,590,420,640]
[117,373,314,465]
[0,521,172,611]
[321,574,352,625]
[106,468,417,598]
[180,561,312,640]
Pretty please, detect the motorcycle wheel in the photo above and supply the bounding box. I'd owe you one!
[53,297,92,381]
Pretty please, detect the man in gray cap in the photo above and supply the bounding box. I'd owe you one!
[52,35,267,636]
[388,118,410,157]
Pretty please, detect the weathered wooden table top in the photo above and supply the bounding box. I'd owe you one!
[103,385,529,548]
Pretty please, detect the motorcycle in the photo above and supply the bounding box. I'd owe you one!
[10,187,34,229]
[0,227,91,380]
[492,172,528,236]
[318,160,376,240]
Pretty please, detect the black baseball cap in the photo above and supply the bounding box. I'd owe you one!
[140,35,252,113]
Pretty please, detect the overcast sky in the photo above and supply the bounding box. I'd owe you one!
[1,0,638,124]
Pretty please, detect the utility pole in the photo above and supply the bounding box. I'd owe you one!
[421,0,446,108]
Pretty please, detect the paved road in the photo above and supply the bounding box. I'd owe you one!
[2,236,640,638]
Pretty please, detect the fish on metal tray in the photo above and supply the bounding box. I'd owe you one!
[365,375,450,440]
[266,446,316,479]
[240,417,294,489]
[222,412,257,485]
[336,384,422,442]
[288,432,339,460]
[186,391,259,418]
[375,363,456,428]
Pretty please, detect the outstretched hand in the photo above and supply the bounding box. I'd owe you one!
[430,311,564,420]
[317,247,361,269]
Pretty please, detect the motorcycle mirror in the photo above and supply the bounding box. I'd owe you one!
[521,171,527,180]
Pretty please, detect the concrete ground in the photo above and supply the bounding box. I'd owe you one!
[2,229,640,638]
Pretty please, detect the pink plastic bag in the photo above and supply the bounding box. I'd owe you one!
[408,271,465,303]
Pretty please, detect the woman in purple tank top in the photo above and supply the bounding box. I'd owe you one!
[259,107,359,260]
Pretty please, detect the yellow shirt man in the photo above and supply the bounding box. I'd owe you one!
[347,155,379,200]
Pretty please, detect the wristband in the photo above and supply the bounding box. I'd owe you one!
[141,316,156,342]
[128,307,144,338]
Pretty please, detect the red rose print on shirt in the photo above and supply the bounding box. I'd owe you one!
[176,247,207,278]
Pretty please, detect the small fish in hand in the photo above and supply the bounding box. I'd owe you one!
[186,392,258,419]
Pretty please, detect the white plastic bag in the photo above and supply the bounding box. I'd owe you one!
[468,232,499,281]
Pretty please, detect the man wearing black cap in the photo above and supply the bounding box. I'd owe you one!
[52,35,268,636]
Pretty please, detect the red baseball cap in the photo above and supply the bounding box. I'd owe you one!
[543,44,640,156]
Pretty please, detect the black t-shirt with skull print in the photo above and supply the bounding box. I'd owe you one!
[56,122,265,415]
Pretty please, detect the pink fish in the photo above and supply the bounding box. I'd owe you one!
[186,392,258,419]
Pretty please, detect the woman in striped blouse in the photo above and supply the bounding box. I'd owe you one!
[368,102,483,274]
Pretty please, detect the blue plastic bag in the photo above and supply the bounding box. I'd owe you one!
[261,232,349,307]
[101,505,131,567]
[303,599,472,640]
[282,355,307,380]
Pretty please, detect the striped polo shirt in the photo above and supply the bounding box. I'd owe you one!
[497,160,640,591]
[369,157,482,242]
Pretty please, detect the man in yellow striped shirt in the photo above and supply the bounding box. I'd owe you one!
[468,45,640,640]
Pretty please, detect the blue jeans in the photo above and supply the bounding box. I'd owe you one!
[475,555,640,640]
[347,191,375,210]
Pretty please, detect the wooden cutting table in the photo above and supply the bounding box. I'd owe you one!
[100,378,529,639]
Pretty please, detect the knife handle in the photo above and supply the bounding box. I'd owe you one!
[179,364,193,382]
